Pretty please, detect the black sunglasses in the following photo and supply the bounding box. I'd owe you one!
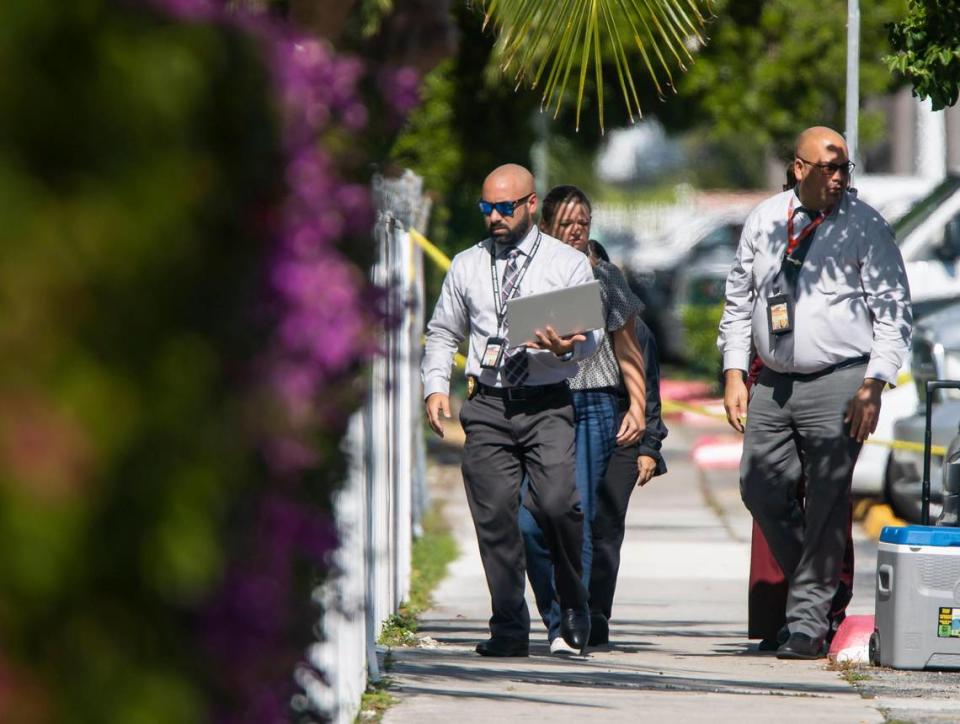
[796,156,855,177]
[477,193,533,217]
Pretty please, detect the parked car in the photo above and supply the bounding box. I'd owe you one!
[852,174,960,498]
[624,175,958,364]
[669,252,731,377]
[886,402,960,523]
[625,211,747,361]
[851,300,960,499]
[887,174,960,314]
[884,302,960,522]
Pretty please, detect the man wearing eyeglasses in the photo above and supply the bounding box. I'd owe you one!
[422,163,602,656]
[718,126,912,660]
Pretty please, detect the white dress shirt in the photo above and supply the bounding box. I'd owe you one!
[422,225,601,398]
[717,189,912,384]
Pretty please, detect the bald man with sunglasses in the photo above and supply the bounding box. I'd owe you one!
[422,164,602,656]
[718,127,912,660]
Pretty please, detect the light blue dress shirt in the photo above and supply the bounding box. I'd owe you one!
[717,189,913,384]
[422,225,601,398]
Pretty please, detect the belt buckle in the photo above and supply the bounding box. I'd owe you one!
[505,386,528,402]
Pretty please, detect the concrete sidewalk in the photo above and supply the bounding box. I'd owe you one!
[383,424,884,723]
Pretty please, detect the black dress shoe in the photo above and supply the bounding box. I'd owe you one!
[560,608,591,654]
[776,632,826,660]
[475,637,529,657]
[757,625,790,651]
[588,613,609,646]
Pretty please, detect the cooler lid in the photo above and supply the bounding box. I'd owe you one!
[880,525,960,546]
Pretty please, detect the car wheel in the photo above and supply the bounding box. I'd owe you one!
[883,456,918,523]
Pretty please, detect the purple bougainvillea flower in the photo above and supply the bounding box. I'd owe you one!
[379,66,422,116]
[152,0,219,21]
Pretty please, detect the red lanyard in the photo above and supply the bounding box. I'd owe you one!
[786,199,826,256]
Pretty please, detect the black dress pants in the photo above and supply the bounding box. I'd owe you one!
[589,437,640,621]
[459,386,587,641]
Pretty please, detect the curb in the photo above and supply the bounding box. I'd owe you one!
[691,434,743,470]
[660,379,714,401]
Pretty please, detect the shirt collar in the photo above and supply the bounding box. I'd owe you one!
[791,188,818,218]
[791,186,843,219]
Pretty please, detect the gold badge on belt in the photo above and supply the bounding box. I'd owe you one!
[466,375,478,400]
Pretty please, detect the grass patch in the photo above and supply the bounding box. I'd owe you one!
[828,658,873,684]
[356,676,396,722]
[378,610,419,647]
[377,501,458,647]
[366,501,458,719]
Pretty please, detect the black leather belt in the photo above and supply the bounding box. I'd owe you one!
[478,381,568,402]
[773,354,869,382]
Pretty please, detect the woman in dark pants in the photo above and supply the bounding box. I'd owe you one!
[586,240,669,643]
[518,190,648,655]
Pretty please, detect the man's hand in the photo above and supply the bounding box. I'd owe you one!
[615,407,645,446]
[425,392,451,438]
[636,455,657,486]
[723,369,749,433]
[528,325,586,356]
[845,378,884,442]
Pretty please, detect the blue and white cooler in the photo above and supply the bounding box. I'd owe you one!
[871,525,960,670]
[870,378,960,669]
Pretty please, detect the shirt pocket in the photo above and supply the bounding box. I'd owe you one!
[815,255,858,296]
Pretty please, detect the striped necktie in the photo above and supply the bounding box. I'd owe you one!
[500,248,529,386]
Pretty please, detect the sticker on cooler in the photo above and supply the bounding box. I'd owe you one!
[938,608,960,638]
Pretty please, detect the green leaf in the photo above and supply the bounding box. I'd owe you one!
[482,0,713,131]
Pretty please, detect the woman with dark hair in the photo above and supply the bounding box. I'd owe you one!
[585,239,668,637]
[519,185,666,653]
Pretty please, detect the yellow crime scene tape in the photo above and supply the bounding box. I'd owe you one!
[409,228,451,272]
[409,228,948,457]
[410,229,466,369]
[662,398,947,455]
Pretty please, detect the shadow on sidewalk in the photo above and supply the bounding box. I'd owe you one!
[388,647,854,702]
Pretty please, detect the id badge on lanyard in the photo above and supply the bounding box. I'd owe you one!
[770,200,824,336]
[480,337,506,369]
[482,232,541,368]
[767,291,793,335]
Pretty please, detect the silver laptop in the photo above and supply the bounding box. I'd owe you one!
[505,280,604,347]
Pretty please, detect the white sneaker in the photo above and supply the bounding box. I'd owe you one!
[549,637,577,655]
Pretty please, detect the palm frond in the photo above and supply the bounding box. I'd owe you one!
[482,0,713,132]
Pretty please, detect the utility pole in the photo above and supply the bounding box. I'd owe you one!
[531,111,550,199]
[845,0,860,169]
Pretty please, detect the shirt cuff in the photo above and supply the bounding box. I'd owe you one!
[865,358,899,387]
[722,350,751,373]
[423,378,451,399]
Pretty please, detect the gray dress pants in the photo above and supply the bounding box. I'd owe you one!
[460,386,587,641]
[740,362,865,640]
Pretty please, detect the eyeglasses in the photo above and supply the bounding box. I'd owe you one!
[477,193,533,217]
[796,156,856,177]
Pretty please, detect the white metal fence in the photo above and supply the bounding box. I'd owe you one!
[306,170,430,723]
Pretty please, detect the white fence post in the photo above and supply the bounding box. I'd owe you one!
[307,170,429,723]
